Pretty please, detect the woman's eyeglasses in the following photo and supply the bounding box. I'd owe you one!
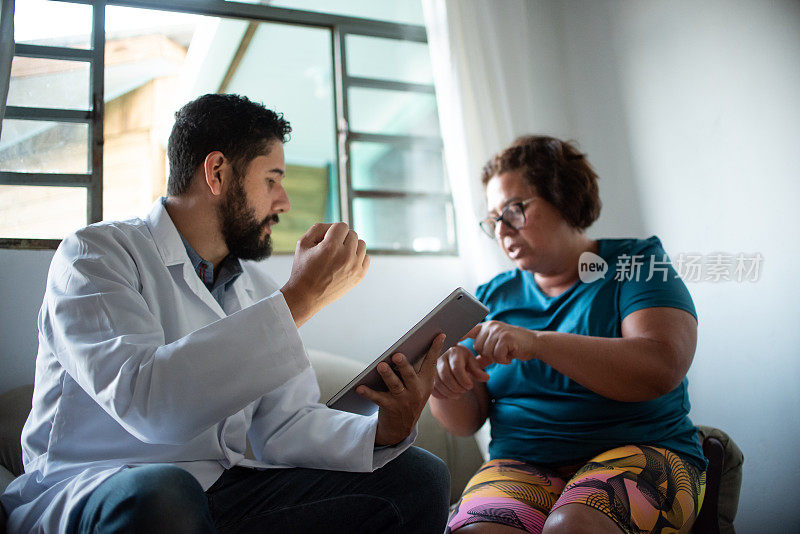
[479,197,536,238]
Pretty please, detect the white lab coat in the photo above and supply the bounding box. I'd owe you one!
[0,201,412,533]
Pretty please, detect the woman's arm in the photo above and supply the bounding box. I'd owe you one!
[429,345,491,436]
[468,306,697,402]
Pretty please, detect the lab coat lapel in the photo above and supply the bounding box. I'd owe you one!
[232,265,258,310]
[145,199,227,319]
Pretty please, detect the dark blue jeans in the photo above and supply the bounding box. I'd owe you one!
[73,447,450,534]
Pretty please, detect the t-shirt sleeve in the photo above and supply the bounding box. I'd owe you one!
[618,236,698,322]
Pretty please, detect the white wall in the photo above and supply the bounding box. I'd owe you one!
[557,0,800,530]
[260,255,470,364]
[0,248,53,394]
[0,249,470,394]
[555,0,648,241]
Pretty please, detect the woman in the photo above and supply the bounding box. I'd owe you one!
[431,136,706,534]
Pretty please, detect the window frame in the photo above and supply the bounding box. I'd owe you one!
[0,0,457,255]
[0,0,104,249]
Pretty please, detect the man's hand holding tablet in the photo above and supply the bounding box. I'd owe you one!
[326,288,489,445]
[357,333,445,446]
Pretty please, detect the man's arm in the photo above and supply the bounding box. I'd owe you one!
[246,366,389,472]
[44,229,309,445]
[246,336,445,471]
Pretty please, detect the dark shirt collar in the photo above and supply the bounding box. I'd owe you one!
[162,198,243,301]
[179,234,243,294]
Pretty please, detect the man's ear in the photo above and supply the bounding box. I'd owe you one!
[203,151,227,196]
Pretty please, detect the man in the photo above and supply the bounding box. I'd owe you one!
[0,94,450,533]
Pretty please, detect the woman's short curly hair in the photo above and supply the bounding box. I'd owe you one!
[481,135,601,230]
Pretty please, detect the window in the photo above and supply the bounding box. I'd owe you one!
[0,0,97,246]
[0,0,455,254]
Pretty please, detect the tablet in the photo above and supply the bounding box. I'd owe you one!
[326,287,489,415]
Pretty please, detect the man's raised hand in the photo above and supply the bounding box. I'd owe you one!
[281,222,370,326]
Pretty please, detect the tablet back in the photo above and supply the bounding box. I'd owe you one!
[326,288,489,415]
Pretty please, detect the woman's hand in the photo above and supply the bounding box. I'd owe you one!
[432,345,490,400]
[462,308,698,402]
[467,320,538,366]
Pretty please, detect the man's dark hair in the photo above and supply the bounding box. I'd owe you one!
[167,94,292,196]
[481,135,601,230]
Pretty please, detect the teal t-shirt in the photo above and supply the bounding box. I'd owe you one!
[468,236,706,469]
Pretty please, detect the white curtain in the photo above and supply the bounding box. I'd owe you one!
[422,0,543,290]
[0,0,14,139]
[423,0,547,459]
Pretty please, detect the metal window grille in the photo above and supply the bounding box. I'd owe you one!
[0,0,456,255]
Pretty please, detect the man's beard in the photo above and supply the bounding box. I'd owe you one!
[218,174,279,261]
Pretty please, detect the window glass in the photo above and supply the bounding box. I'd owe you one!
[350,142,446,194]
[0,185,86,239]
[352,196,455,252]
[270,164,334,252]
[348,87,439,136]
[14,0,93,49]
[7,57,91,110]
[345,35,432,85]
[0,120,89,173]
[257,0,424,26]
